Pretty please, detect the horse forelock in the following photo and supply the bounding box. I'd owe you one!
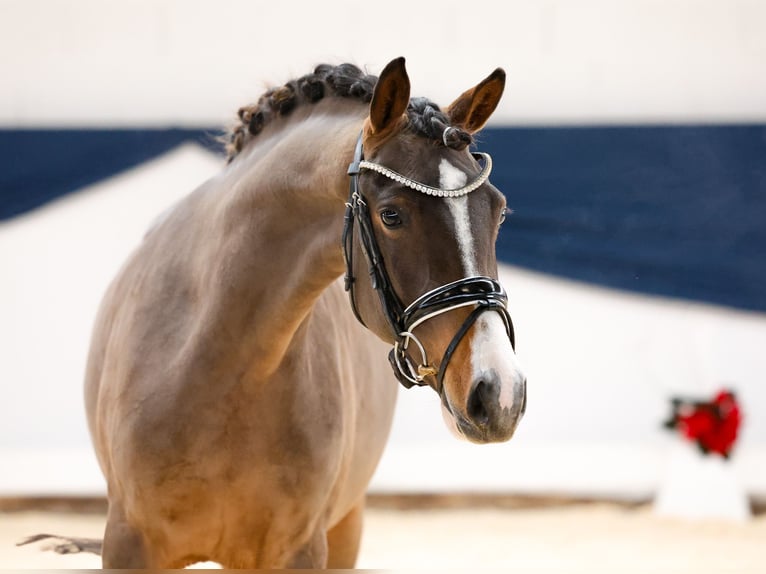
[405,97,473,150]
[225,63,474,162]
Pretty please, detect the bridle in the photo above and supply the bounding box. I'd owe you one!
[342,132,515,390]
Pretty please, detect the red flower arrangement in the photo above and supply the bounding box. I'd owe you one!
[663,389,742,458]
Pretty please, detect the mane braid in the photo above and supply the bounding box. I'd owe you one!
[224,63,474,162]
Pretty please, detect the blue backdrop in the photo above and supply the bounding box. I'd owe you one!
[1,126,764,312]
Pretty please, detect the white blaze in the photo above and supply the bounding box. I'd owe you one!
[439,158,525,414]
[439,159,477,276]
[472,312,526,411]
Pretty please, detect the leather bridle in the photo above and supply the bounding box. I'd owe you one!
[342,132,515,390]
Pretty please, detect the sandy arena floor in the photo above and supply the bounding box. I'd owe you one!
[1,502,765,572]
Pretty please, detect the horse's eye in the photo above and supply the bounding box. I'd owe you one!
[380,209,402,228]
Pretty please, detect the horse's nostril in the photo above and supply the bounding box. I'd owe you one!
[467,380,491,427]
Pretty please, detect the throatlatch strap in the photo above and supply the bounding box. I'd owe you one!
[342,135,365,327]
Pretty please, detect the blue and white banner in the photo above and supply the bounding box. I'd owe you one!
[2,125,764,311]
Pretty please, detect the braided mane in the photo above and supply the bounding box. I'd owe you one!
[225,63,473,162]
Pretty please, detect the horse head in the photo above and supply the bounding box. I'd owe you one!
[344,57,527,444]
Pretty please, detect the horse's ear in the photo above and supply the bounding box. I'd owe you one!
[447,68,506,133]
[368,57,411,136]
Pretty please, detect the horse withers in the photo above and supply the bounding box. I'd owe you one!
[64,58,526,568]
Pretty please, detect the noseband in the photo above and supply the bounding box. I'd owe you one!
[342,133,515,390]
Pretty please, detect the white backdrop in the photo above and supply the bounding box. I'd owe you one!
[1,0,765,498]
[1,0,765,127]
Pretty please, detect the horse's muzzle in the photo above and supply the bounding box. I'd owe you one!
[458,373,527,444]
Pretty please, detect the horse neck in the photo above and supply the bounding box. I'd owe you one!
[207,104,366,381]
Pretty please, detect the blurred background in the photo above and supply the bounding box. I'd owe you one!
[1,0,765,569]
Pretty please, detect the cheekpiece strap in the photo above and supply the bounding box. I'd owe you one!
[343,131,404,336]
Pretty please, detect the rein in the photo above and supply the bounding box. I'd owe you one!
[343,133,515,390]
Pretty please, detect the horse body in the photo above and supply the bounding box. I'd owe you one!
[83,59,527,568]
[85,101,396,568]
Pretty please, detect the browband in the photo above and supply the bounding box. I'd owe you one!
[358,153,492,198]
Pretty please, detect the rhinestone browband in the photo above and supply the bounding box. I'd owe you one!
[358,152,492,198]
